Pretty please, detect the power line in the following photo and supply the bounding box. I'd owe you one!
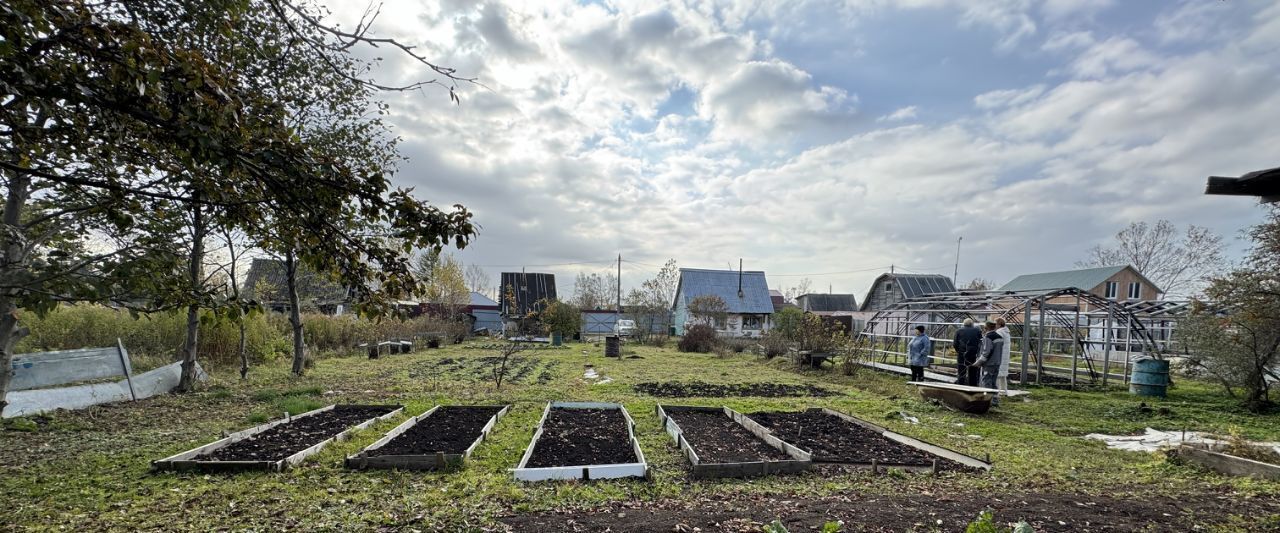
[471,259,617,268]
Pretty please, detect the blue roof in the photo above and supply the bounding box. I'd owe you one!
[675,268,774,314]
[469,291,499,307]
[998,265,1132,292]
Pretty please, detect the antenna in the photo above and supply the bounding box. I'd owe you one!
[953,236,962,284]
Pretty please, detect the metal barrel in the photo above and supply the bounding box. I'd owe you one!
[605,335,620,357]
[1129,358,1169,397]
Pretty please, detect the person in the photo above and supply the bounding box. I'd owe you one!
[975,320,1005,405]
[952,318,982,386]
[907,325,932,382]
[995,317,1012,393]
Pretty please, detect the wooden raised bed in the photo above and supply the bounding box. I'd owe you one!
[512,401,648,482]
[345,404,510,470]
[747,408,991,473]
[153,404,403,473]
[1177,444,1280,481]
[656,405,811,479]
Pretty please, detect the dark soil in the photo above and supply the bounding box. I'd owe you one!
[409,356,557,385]
[501,490,1280,532]
[747,410,971,471]
[200,405,397,462]
[525,408,638,468]
[368,406,504,456]
[634,381,836,398]
[665,409,789,463]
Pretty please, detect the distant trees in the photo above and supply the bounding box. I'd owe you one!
[571,272,619,310]
[963,278,995,291]
[465,264,493,299]
[1179,207,1280,412]
[1078,220,1225,298]
[625,259,678,344]
[415,251,469,317]
[782,278,814,303]
[537,300,582,339]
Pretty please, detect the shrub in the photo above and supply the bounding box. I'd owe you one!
[759,331,790,358]
[678,324,718,353]
[720,337,754,354]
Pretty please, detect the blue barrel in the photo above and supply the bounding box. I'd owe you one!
[551,332,563,346]
[1130,358,1169,397]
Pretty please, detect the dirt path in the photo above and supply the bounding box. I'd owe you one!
[501,490,1280,532]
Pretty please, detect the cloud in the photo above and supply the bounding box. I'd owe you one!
[877,105,919,122]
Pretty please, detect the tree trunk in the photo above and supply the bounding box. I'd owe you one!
[238,321,248,380]
[228,233,248,380]
[0,172,31,412]
[178,199,206,392]
[285,249,306,376]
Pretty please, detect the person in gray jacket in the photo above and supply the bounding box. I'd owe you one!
[975,320,1005,405]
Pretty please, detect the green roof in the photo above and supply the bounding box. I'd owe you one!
[997,265,1129,292]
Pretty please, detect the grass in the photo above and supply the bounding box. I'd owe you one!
[1,339,1278,530]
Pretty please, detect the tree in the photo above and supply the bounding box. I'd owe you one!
[688,294,729,329]
[537,299,582,339]
[624,259,678,344]
[963,278,995,291]
[1179,207,1280,412]
[782,278,814,303]
[1078,220,1225,298]
[417,251,469,317]
[1,0,477,397]
[464,263,492,299]
[771,307,806,342]
[571,271,618,310]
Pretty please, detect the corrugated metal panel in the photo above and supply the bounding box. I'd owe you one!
[469,291,499,307]
[998,266,1127,292]
[582,310,619,335]
[499,272,557,315]
[675,268,774,314]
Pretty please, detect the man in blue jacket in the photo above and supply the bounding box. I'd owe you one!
[952,319,982,386]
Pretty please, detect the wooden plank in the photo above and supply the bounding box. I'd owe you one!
[657,404,811,479]
[283,406,403,471]
[817,408,991,472]
[1178,445,1280,481]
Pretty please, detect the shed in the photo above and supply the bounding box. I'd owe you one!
[499,272,557,316]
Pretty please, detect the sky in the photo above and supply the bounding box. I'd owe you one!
[331,0,1280,301]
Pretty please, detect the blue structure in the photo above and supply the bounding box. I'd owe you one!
[671,268,774,337]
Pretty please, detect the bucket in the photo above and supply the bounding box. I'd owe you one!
[1130,358,1169,397]
[551,332,563,346]
[605,335,621,357]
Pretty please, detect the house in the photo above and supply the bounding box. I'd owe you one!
[768,289,797,312]
[672,268,774,337]
[498,272,557,317]
[241,258,351,315]
[859,273,956,312]
[997,265,1162,306]
[465,291,502,333]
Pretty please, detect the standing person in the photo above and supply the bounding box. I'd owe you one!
[952,319,982,386]
[995,318,1012,393]
[908,325,932,382]
[975,321,1005,405]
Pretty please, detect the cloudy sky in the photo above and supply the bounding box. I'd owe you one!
[334,0,1279,299]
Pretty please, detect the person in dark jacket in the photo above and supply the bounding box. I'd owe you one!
[907,325,932,381]
[952,318,982,386]
[975,320,1005,405]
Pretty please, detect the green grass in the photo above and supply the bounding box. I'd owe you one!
[0,340,1277,530]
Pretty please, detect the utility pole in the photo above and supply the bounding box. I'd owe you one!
[953,236,962,284]
[617,254,622,312]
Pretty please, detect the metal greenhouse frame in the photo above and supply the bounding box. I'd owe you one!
[851,288,1176,388]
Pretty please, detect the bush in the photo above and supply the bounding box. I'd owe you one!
[720,337,755,354]
[759,331,790,358]
[678,324,718,353]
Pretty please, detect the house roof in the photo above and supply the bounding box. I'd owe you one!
[499,272,557,316]
[797,293,858,312]
[859,273,956,311]
[469,291,499,307]
[997,265,1161,293]
[674,268,774,314]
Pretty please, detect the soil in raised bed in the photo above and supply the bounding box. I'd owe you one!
[747,410,972,471]
[665,409,790,464]
[199,405,397,462]
[634,381,836,398]
[368,406,504,456]
[524,408,638,468]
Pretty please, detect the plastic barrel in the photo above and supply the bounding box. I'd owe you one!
[1130,358,1169,397]
[551,332,563,346]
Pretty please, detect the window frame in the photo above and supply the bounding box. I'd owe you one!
[1104,281,1118,299]
[1128,282,1141,299]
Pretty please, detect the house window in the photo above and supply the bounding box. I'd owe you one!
[882,282,893,293]
[742,315,762,330]
[1128,282,1141,300]
[1104,281,1118,299]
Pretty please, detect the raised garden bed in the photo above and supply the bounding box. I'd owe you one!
[153,404,402,472]
[656,405,810,479]
[1175,444,1280,481]
[634,381,836,398]
[513,402,647,481]
[746,408,990,473]
[345,405,510,470]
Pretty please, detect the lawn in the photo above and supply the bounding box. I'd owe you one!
[2,340,1278,532]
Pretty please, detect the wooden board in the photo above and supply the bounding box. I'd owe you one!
[909,382,997,414]
[656,405,811,480]
[345,405,511,470]
[1177,445,1280,481]
[859,361,1029,397]
[512,401,648,481]
[153,404,403,473]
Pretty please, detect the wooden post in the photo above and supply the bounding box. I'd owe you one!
[116,338,138,401]
[871,458,879,474]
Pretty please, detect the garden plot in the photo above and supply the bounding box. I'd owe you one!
[346,405,510,470]
[634,381,836,398]
[746,408,990,473]
[408,356,558,385]
[657,405,810,479]
[513,402,647,481]
[153,404,402,473]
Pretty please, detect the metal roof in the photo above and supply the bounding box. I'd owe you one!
[469,291,499,307]
[998,265,1128,292]
[797,293,858,312]
[499,272,557,315]
[675,268,774,314]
